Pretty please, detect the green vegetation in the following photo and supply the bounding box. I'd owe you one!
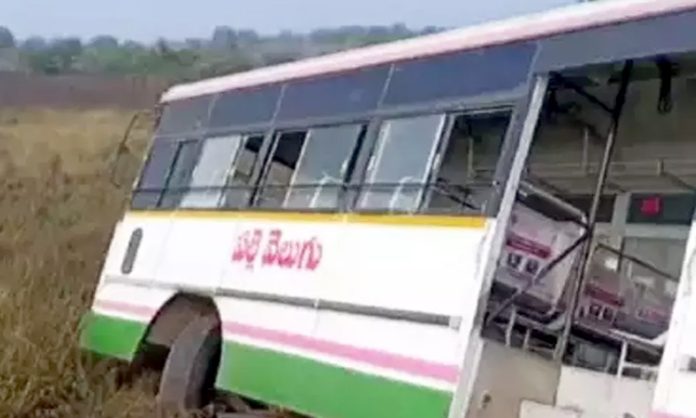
[0,24,444,80]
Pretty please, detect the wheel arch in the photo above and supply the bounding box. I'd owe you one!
[124,292,223,379]
[144,292,221,349]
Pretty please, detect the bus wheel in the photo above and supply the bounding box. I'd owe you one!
[156,315,221,413]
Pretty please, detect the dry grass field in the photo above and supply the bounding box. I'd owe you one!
[0,108,162,417]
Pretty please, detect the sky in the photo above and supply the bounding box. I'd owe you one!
[1,0,578,41]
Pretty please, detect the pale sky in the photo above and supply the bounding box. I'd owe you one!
[1,0,577,41]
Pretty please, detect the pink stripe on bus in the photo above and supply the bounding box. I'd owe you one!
[93,299,460,383]
[93,300,158,318]
[223,321,460,383]
[652,412,695,418]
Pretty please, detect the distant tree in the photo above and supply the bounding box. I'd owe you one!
[236,29,260,45]
[277,30,297,41]
[0,26,15,48]
[211,26,238,50]
[16,23,427,78]
[21,36,48,52]
[25,51,61,74]
[122,40,145,50]
[262,49,301,66]
[88,35,119,49]
[185,38,205,50]
[196,51,255,79]
[421,26,444,35]
[51,38,84,71]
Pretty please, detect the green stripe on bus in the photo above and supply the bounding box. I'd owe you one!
[216,341,453,418]
[79,312,148,361]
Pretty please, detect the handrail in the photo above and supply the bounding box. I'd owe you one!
[519,180,589,226]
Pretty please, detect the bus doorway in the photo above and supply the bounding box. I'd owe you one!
[469,51,696,418]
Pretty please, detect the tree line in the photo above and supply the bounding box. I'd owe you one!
[0,24,444,80]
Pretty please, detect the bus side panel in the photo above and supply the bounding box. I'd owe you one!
[81,283,176,361]
[215,217,490,418]
[80,215,175,361]
[652,221,696,418]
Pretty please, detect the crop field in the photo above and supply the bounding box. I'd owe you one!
[0,108,163,417]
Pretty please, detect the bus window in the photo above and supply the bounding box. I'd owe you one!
[427,110,511,214]
[284,124,365,210]
[255,131,308,208]
[357,114,445,213]
[622,237,687,280]
[222,134,265,209]
[180,134,244,208]
[131,139,178,209]
[159,140,201,208]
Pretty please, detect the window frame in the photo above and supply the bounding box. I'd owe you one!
[132,92,523,215]
[131,136,180,209]
[252,120,370,211]
[282,123,368,211]
[157,138,204,209]
[354,112,449,214]
[179,132,260,209]
[421,107,514,215]
[252,129,309,209]
[130,130,270,211]
[219,132,269,209]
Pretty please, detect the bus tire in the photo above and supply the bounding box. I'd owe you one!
[156,315,221,413]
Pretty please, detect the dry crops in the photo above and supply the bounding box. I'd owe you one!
[0,108,165,418]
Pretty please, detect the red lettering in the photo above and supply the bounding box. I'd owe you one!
[302,238,323,271]
[233,228,323,271]
[232,229,263,270]
[262,229,282,267]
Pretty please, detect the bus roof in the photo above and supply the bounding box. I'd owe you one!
[162,0,696,103]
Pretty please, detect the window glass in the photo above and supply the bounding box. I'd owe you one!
[609,236,684,329]
[180,134,244,208]
[284,124,365,209]
[276,66,390,121]
[382,43,535,108]
[222,134,265,209]
[131,139,178,209]
[255,132,308,208]
[159,141,201,208]
[622,237,686,281]
[156,96,213,136]
[357,114,445,212]
[427,111,511,214]
[209,86,282,128]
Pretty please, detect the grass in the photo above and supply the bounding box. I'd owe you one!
[0,108,163,417]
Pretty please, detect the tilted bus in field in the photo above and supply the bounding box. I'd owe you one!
[80,0,696,416]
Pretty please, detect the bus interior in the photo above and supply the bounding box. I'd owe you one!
[476,51,696,384]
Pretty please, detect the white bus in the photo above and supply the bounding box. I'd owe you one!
[80,0,696,417]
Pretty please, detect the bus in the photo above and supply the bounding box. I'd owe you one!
[79,0,696,417]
